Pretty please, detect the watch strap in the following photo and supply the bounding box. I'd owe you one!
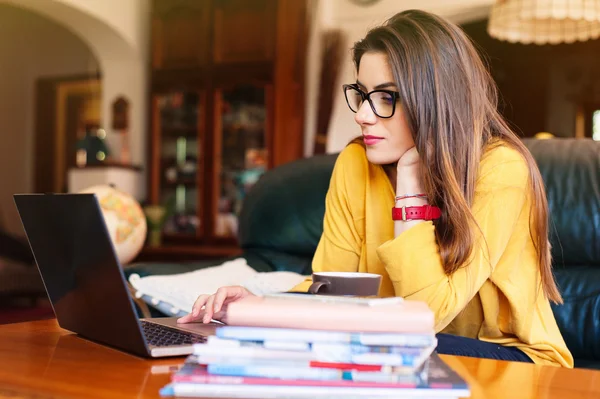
[392,205,442,221]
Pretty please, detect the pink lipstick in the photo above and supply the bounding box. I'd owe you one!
[363,135,383,146]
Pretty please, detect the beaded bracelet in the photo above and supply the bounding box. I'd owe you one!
[395,193,428,201]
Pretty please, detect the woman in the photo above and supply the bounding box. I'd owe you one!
[179,9,573,367]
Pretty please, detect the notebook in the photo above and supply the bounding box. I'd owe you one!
[128,258,308,316]
[224,295,435,333]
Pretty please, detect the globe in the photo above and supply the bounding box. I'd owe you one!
[79,184,147,266]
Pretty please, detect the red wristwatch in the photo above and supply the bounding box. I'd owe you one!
[392,205,442,221]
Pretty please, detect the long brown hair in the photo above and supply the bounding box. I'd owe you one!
[352,10,562,303]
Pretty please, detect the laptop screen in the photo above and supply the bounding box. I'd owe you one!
[14,193,149,357]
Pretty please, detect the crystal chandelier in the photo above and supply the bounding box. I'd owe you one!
[487,0,600,44]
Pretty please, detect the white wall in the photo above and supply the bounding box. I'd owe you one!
[56,0,149,59]
[303,0,495,155]
[1,0,150,196]
[53,0,150,171]
[56,0,151,174]
[0,4,99,236]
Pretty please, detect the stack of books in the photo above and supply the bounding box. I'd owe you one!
[160,294,470,398]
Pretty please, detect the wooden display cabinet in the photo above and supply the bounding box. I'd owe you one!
[143,0,307,261]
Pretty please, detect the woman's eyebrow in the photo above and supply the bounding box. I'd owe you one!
[373,82,397,90]
[355,80,397,90]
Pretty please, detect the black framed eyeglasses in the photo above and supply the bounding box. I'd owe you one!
[343,84,400,119]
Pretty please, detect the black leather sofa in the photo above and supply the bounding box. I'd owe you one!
[129,138,600,369]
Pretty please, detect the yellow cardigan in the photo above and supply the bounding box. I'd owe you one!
[293,142,573,367]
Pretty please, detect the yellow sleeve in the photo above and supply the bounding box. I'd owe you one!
[376,147,530,331]
[290,144,365,292]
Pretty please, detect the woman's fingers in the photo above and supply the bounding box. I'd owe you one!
[177,286,253,324]
[212,306,229,324]
[203,295,217,324]
[177,310,199,324]
[212,287,231,314]
[178,294,209,323]
[192,294,210,317]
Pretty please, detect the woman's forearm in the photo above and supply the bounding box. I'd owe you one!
[394,166,427,237]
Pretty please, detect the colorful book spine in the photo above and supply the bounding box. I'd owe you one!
[207,336,310,351]
[206,336,434,367]
[174,363,422,387]
[215,326,437,347]
[189,356,393,372]
[161,353,471,398]
[192,342,431,367]
[192,344,313,361]
[161,382,470,399]
[208,336,430,353]
[207,364,345,381]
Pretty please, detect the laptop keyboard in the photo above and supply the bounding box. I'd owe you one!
[140,320,207,347]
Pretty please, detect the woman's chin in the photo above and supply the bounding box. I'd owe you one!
[365,149,399,165]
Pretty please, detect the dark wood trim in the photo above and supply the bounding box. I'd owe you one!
[272,0,307,166]
[196,90,207,240]
[583,102,600,139]
[210,88,223,240]
[210,62,273,85]
[150,62,273,92]
[149,96,161,204]
[212,0,276,65]
[72,161,142,171]
[34,79,57,194]
[202,87,215,245]
[34,73,102,194]
[147,0,306,257]
[265,84,275,169]
[151,68,208,91]
[136,244,242,262]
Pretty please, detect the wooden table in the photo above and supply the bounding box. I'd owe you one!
[0,319,599,399]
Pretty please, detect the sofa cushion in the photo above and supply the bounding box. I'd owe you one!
[552,266,600,361]
[523,139,600,267]
[552,267,600,361]
[238,153,338,274]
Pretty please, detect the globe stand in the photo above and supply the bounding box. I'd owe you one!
[148,229,162,247]
[144,205,167,248]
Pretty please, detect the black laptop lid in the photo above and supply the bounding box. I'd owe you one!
[14,193,150,357]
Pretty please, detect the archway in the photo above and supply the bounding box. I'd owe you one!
[0,0,148,186]
[0,0,149,236]
[0,3,101,235]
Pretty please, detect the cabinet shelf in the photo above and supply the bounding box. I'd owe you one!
[160,127,199,138]
[137,244,242,262]
[148,0,306,259]
[162,178,197,187]
[162,232,198,240]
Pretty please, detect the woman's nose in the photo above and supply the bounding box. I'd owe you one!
[354,100,377,126]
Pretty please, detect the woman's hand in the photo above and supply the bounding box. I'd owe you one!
[394,145,425,237]
[396,145,422,190]
[397,146,420,170]
[177,285,255,324]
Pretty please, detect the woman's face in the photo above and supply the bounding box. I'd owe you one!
[354,52,415,165]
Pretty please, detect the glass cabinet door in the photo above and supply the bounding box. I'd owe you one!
[213,85,268,237]
[155,91,203,238]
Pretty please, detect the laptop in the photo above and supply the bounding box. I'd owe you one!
[13,193,219,358]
